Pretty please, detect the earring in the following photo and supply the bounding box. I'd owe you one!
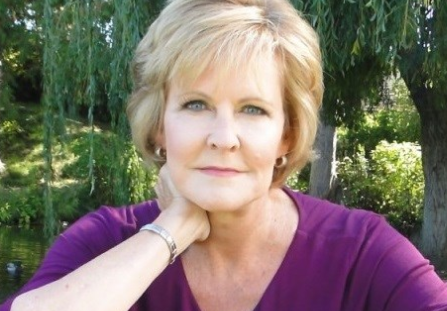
[274,155,287,168]
[155,147,166,160]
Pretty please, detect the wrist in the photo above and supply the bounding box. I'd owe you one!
[139,224,178,264]
[153,207,203,254]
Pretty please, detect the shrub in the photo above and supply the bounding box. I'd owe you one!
[287,163,310,192]
[338,141,423,236]
[0,186,44,227]
[337,101,420,159]
[0,202,12,224]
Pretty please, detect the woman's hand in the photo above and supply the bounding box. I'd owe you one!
[154,165,210,245]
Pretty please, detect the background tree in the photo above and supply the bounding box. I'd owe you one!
[297,0,447,267]
[397,2,447,266]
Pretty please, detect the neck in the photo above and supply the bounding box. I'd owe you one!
[194,188,296,262]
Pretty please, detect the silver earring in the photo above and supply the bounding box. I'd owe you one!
[155,147,166,160]
[274,155,287,168]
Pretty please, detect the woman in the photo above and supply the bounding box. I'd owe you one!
[2,0,447,310]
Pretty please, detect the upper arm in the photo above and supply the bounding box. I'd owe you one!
[372,237,447,311]
[359,218,447,311]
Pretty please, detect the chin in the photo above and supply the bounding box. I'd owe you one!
[185,188,263,213]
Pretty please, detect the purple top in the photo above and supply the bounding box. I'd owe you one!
[2,188,447,310]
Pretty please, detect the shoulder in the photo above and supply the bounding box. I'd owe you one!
[284,187,389,241]
[284,188,409,290]
[283,188,447,310]
[285,187,403,271]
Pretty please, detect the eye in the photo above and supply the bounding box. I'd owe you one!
[183,100,207,111]
[242,105,266,115]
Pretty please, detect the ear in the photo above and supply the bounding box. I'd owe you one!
[278,130,291,157]
[155,128,166,148]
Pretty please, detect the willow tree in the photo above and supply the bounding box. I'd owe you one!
[41,0,164,237]
[294,0,447,266]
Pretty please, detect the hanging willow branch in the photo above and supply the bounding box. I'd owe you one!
[41,0,164,237]
[42,0,56,239]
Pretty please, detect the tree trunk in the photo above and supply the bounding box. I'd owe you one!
[416,100,447,268]
[400,60,447,268]
[309,120,338,201]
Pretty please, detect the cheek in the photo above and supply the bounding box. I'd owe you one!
[246,139,282,169]
[163,118,203,162]
[163,118,187,148]
[246,125,284,156]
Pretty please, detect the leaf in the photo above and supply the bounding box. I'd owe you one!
[351,38,361,55]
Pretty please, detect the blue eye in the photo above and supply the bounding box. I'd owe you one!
[242,105,266,115]
[183,100,207,111]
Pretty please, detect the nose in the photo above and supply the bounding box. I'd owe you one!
[206,110,240,151]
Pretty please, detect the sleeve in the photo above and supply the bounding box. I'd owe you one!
[353,216,447,311]
[0,206,137,311]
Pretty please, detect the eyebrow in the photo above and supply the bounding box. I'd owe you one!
[181,91,276,107]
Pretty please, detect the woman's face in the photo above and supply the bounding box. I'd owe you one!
[159,57,289,212]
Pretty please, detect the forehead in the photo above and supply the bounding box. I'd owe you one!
[168,54,284,103]
[169,51,284,95]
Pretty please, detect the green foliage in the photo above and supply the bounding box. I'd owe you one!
[39,0,164,237]
[0,201,12,224]
[61,130,157,211]
[126,145,158,203]
[339,106,420,157]
[0,1,43,105]
[338,141,423,236]
[336,78,422,235]
[0,120,24,151]
[338,78,420,157]
[291,0,420,126]
[0,187,43,227]
[287,164,310,192]
[0,102,158,228]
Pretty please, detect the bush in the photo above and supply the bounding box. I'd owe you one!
[338,101,420,158]
[0,186,44,227]
[287,163,310,192]
[338,141,423,236]
[0,201,12,224]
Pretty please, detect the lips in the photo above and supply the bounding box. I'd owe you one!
[198,166,241,177]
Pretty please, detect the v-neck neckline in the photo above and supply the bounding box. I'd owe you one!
[176,187,302,311]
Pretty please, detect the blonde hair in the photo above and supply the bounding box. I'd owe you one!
[127,0,323,186]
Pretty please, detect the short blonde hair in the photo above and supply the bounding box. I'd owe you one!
[127,0,323,186]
